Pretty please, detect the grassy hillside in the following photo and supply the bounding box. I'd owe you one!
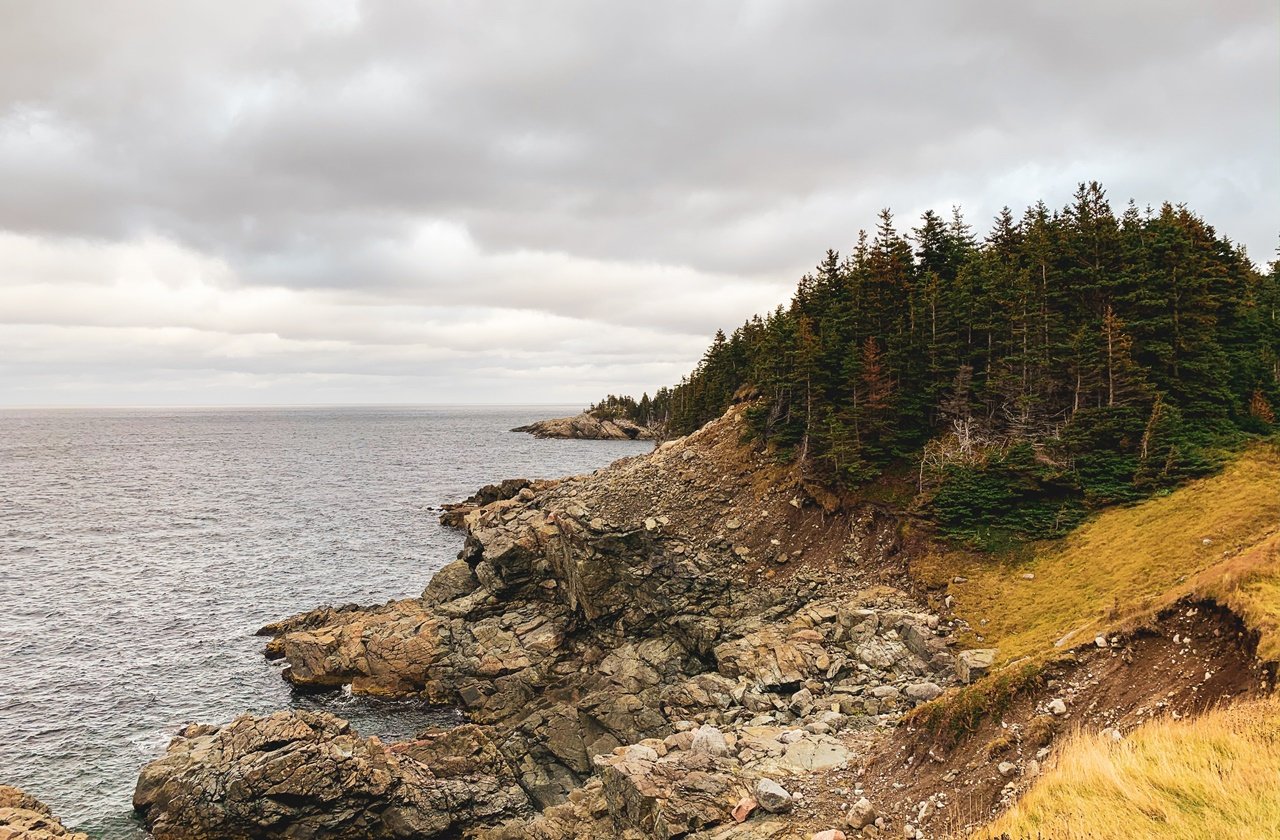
[978,696,1280,840]
[913,441,1280,664]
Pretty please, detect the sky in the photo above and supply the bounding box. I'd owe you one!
[1,1,1276,407]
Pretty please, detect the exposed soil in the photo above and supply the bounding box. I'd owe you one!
[850,598,1276,838]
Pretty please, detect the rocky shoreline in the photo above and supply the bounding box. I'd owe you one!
[130,406,967,838]
[512,412,658,440]
[0,786,88,840]
[118,404,1273,839]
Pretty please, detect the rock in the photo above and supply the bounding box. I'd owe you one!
[846,796,877,829]
[1095,635,1109,648]
[595,745,748,838]
[0,786,89,840]
[715,628,831,688]
[753,778,793,814]
[812,831,847,840]
[512,413,657,441]
[904,681,942,702]
[1048,698,1068,716]
[998,761,1018,776]
[133,712,531,840]
[422,559,480,604]
[731,796,758,823]
[1020,573,1035,580]
[690,725,730,757]
[956,648,998,683]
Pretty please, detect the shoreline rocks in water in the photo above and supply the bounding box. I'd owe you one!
[133,406,960,839]
[0,786,88,840]
[512,412,658,440]
[132,711,531,840]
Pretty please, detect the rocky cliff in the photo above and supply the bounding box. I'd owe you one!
[512,412,658,440]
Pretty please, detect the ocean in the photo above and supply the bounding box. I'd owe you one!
[0,406,651,838]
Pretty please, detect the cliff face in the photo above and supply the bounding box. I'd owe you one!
[512,412,658,440]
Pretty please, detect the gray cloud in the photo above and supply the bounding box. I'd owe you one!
[0,1,1276,405]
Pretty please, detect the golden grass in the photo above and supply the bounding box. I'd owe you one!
[913,442,1280,663]
[976,696,1280,840]
[1188,531,1280,663]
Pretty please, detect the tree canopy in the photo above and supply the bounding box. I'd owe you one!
[591,183,1279,541]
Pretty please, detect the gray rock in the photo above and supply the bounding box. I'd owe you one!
[904,681,943,702]
[753,778,794,814]
[133,712,531,840]
[690,724,730,757]
[956,648,998,683]
[422,559,480,605]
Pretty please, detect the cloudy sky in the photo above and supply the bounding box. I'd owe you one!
[1,1,1276,406]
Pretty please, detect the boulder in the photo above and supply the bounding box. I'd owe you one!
[133,712,531,840]
[904,681,943,702]
[955,648,998,684]
[753,778,793,814]
[422,559,480,604]
[595,746,747,839]
[846,796,877,829]
[715,627,831,688]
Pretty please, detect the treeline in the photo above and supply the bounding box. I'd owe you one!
[586,392,673,428]
[595,183,1279,539]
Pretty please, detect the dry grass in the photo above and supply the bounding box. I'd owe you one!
[1188,530,1280,663]
[914,442,1280,663]
[976,696,1280,840]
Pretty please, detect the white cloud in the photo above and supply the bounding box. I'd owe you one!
[0,1,1275,404]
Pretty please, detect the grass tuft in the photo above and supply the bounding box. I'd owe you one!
[906,659,1045,746]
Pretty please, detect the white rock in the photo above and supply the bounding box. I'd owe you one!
[1048,698,1068,716]
[690,724,730,756]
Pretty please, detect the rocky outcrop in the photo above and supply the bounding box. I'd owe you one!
[133,711,530,840]
[512,413,658,440]
[0,786,88,840]
[139,406,969,839]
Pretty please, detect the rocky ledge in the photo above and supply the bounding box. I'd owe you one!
[135,406,969,839]
[0,786,88,840]
[512,412,658,440]
[133,712,530,840]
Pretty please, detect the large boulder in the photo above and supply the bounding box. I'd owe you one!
[0,786,88,840]
[133,712,530,840]
[956,648,998,684]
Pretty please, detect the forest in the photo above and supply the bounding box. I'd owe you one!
[595,183,1280,542]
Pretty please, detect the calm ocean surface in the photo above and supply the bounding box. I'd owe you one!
[0,406,651,838]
